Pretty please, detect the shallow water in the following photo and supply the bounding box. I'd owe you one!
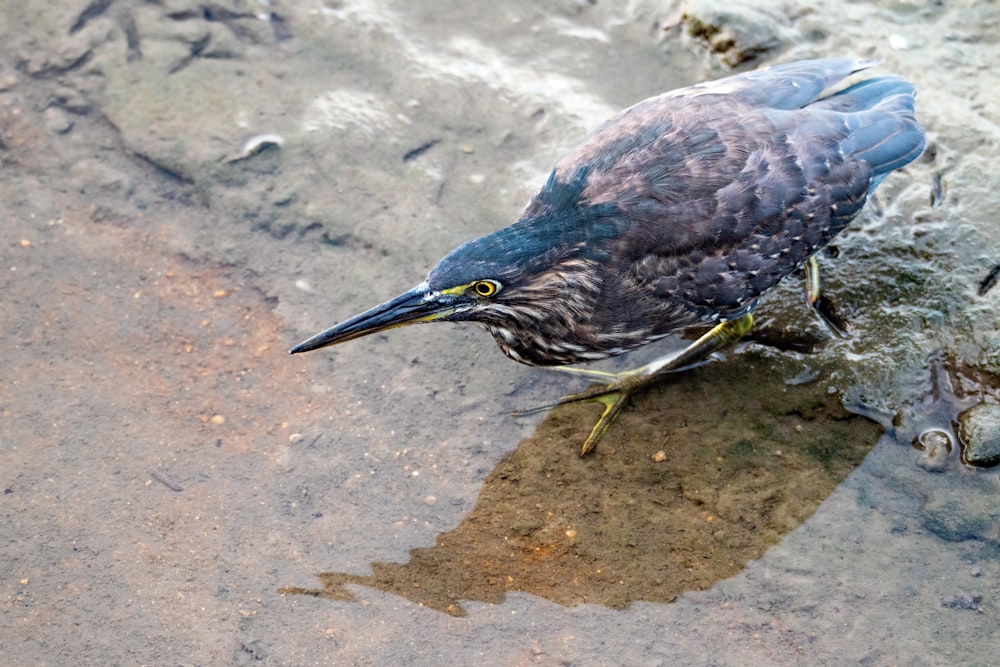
[2,1,998,664]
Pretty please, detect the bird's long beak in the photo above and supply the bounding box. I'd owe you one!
[289,284,455,354]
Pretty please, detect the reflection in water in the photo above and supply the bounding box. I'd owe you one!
[283,352,881,615]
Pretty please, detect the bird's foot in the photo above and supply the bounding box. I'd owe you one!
[511,368,661,454]
[553,371,666,456]
[513,313,755,456]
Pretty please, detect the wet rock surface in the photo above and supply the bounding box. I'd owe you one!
[958,403,1000,467]
[2,0,999,665]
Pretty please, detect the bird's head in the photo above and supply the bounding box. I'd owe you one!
[289,227,602,360]
[289,168,626,363]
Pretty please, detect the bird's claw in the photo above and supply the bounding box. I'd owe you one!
[577,388,631,456]
[511,375,643,456]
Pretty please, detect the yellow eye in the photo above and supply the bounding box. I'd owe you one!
[471,280,499,298]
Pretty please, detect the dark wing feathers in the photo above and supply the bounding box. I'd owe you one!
[541,58,924,327]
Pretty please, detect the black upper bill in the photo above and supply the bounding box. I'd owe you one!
[289,286,451,354]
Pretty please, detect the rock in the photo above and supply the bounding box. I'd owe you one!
[683,0,790,65]
[43,107,74,134]
[0,71,17,91]
[940,591,983,611]
[957,403,1000,467]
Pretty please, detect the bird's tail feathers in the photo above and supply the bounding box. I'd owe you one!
[827,79,925,186]
[812,76,916,113]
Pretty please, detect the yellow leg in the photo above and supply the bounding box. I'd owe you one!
[805,254,822,308]
[805,255,847,338]
[515,312,755,456]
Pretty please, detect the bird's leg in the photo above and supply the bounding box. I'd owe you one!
[515,312,754,456]
[805,255,848,338]
[805,254,821,309]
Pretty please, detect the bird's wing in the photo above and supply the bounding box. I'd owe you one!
[547,61,923,324]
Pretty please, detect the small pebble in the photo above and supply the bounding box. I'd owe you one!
[940,592,982,610]
[424,495,436,506]
[210,414,225,425]
[651,450,667,462]
[43,107,73,134]
[150,468,183,492]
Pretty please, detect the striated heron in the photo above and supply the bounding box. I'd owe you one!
[291,58,926,455]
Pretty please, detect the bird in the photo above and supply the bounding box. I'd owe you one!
[291,58,926,455]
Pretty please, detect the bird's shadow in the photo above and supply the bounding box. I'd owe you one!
[281,351,882,616]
